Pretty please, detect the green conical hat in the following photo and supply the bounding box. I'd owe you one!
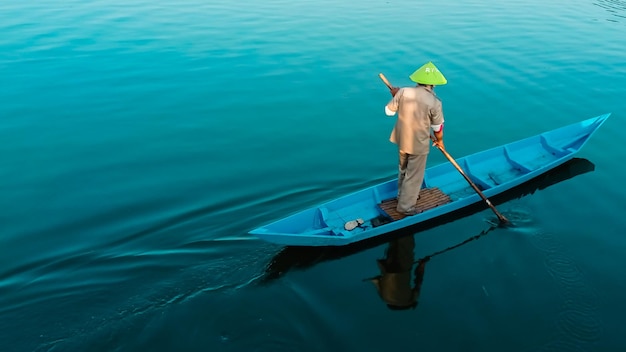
[409,61,447,85]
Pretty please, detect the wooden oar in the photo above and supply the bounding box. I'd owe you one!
[378,73,510,224]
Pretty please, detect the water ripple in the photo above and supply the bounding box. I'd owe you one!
[556,309,603,343]
[594,0,626,21]
[528,232,604,350]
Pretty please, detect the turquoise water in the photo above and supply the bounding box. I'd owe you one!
[1,0,626,350]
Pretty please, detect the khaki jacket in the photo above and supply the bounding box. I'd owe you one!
[386,86,444,155]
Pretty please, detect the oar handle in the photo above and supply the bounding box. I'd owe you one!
[378,73,394,90]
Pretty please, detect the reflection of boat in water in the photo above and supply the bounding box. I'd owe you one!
[251,114,609,246]
[261,157,595,282]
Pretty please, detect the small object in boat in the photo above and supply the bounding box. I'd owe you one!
[344,218,364,231]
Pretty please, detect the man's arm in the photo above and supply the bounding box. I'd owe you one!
[430,101,444,148]
[432,124,444,149]
[385,88,402,116]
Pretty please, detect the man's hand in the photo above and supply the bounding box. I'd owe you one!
[432,130,444,149]
[390,86,399,97]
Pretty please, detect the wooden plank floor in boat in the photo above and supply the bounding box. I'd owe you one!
[378,188,452,221]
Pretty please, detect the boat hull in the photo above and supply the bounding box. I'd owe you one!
[250,114,610,246]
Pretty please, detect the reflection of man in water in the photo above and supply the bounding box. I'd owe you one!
[371,235,428,310]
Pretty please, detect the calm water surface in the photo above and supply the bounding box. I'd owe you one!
[1,0,626,351]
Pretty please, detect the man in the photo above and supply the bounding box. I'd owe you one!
[385,61,447,215]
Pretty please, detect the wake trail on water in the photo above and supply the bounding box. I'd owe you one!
[30,242,274,352]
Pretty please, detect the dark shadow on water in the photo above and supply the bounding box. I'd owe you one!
[260,158,595,283]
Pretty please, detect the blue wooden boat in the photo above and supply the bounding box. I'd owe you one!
[250,114,610,246]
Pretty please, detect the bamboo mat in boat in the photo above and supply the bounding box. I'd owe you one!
[378,187,451,221]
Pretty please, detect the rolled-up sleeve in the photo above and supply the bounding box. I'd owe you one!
[385,88,402,116]
[429,99,444,126]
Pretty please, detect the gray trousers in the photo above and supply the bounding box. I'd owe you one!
[396,151,428,213]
